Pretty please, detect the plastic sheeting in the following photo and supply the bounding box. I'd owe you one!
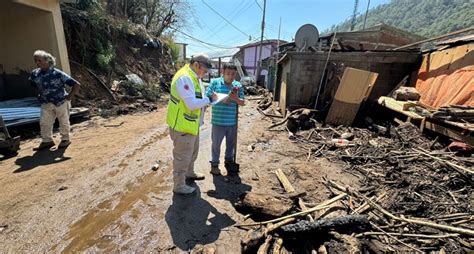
[415,43,474,109]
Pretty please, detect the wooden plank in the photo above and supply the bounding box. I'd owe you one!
[275,169,296,193]
[279,73,288,116]
[275,168,313,221]
[325,67,379,126]
[424,120,474,146]
[444,120,474,132]
[377,96,424,120]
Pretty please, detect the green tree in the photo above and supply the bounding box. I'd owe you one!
[326,0,474,38]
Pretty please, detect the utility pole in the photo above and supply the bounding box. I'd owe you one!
[255,0,266,86]
[277,17,281,49]
[363,0,371,30]
[273,17,281,94]
[350,0,359,31]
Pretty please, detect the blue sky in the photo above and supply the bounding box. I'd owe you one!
[175,0,391,57]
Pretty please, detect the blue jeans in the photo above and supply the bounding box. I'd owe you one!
[211,125,237,166]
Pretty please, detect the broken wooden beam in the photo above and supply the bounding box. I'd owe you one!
[279,215,370,239]
[275,168,314,221]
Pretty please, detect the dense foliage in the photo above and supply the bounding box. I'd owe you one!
[327,0,474,38]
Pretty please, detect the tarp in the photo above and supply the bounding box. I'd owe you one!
[415,43,474,109]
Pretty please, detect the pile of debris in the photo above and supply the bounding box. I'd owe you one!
[237,108,473,252]
[87,99,158,118]
[241,77,268,96]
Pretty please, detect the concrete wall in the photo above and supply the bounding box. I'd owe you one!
[278,51,422,111]
[0,0,70,100]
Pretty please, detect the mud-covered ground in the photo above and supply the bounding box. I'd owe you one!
[0,100,358,253]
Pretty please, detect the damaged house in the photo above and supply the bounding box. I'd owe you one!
[269,23,473,146]
[0,0,71,101]
[0,0,87,131]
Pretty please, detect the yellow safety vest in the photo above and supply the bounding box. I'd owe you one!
[166,64,203,135]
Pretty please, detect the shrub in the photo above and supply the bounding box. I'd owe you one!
[121,81,161,102]
[96,43,115,72]
[168,40,180,64]
[76,0,99,11]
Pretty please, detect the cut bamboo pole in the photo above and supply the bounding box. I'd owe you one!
[236,193,347,227]
[414,148,474,175]
[356,232,459,239]
[327,180,474,236]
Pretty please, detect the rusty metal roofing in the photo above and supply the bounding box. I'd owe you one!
[416,42,474,108]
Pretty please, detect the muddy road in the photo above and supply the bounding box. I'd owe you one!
[0,101,358,253]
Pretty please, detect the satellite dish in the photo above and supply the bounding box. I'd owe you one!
[295,24,319,51]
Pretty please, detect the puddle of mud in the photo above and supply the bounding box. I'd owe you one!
[57,161,172,253]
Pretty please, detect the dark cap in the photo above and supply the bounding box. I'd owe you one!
[191,53,212,69]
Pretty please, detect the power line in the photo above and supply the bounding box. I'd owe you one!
[171,27,238,50]
[207,0,254,41]
[186,44,219,54]
[201,0,251,39]
[206,0,246,36]
[254,0,263,11]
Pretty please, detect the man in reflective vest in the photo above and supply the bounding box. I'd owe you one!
[166,53,217,194]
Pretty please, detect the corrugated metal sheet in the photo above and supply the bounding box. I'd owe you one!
[416,42,474,108]
[0,97,89,127]
[0,97,40,108]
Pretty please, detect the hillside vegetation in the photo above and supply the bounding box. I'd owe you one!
[328,0,474,38]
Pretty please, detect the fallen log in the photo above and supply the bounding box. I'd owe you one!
[279,215,370,239]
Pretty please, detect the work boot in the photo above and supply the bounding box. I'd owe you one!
[210,165,221,175]
[34,141,55,151]
[58,140,71,148]
[173,184,196,195]
[225,161,240,173]
[186,172,205,181]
